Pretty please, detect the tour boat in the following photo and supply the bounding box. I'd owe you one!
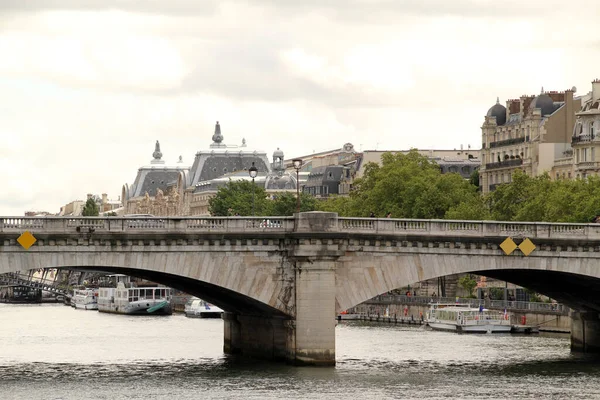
[72,288,98,310]
[184,297,223,318]
[426,303,511,333]
[97,275,173,315]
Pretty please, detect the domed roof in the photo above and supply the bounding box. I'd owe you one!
[486,98,506,126]
[273,148,284,158]
[264,173,296,190]
[529,93,554,116]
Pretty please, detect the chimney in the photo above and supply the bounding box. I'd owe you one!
[564,88,575,142]
[102,193,108,204]
[592,79,600,101]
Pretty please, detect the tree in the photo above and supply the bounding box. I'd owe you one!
[269,192,317,216]
[320,149,482,218]
[469,169,480,188]
[81,197,99,216]
[208,180,271,216]
[458,274,477,298]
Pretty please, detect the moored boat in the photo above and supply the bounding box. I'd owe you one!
[426,303,511,333]
[72,289,98,310]
[0,285,42,304]
[184,297,223,318]
[97,275,173,315]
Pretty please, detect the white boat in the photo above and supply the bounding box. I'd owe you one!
[184,297,223,318]
[426,303,511,333]
[72,289,98,310]
[97,275,173,315]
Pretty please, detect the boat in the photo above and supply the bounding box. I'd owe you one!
[72,288,98,310]
[426,303,511,333]
[97,275,173,315]
[184,297,223,318]
[0,285,42,304]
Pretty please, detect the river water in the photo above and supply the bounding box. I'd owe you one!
[0,304,599,399]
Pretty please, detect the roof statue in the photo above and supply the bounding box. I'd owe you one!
[153,140,163,160]
[212,121,223,144]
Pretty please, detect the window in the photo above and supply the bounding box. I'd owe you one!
[591,122,595,138]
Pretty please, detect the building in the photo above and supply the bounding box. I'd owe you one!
[479,87,581,194]
[122,122,297,216]
[568,79,600,179]
[356,148,480,180]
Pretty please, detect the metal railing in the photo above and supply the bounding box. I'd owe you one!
[572,134,594,144]
[489,136,527,148]
[484,158,523,170]
[0,272,70,296]
[366,294,569,315]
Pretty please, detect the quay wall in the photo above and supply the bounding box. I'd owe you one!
[351,303,570,333]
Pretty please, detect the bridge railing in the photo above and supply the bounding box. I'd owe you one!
[367,294,569,315]
[337,217,596,240]
[1,216,598,241]
[0,216,295,233]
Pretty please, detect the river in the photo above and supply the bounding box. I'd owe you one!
[0,303,599,399]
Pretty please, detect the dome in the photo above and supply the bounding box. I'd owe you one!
[264,173,296,190]
[273,148,284,158]
[529,93,554,116]
[486,98,506,126]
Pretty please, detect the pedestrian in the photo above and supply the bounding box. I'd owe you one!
[386,212,392,218]
[369,211,375,218]
[413,290,416,297]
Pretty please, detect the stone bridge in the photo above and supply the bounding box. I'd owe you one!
[2,212,600,365]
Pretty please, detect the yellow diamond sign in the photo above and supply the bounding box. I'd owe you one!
[500,237,517,255]
[518,238,536,256]
[17,231,36,250]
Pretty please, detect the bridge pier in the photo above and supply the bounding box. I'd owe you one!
[222,257,336,366]
[571,311,600,352]
[293,259,336,366]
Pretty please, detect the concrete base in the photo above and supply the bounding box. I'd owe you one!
[571,311,600,352]
[223,312,293,362]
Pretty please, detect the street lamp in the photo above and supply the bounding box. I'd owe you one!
[292,158,302,213]
[249,162,258,216]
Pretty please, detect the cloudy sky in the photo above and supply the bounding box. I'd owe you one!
[1,0,598,215]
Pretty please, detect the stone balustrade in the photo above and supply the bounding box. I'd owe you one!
[0,215,598,241]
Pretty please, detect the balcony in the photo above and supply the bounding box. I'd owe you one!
[576,161,600,171]
[484,158,523,170]
[572,134,595,144]
[489,136,527,148]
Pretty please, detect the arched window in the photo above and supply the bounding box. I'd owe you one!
[591,122,595,138]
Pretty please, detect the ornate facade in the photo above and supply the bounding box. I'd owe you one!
[479,79,600,191]
[122,122,297,217]
[479,88,581,193]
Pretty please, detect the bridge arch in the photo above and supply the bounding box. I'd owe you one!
[336,250,600,314]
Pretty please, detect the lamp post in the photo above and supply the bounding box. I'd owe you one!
[292,158,302,213]
[249,162,258,216]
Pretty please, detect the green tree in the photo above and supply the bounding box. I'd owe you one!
[458,274,477,298]
[320,149,482,218]
[208,180,271,216]
[81,197,99,216]
[469,169,480,188]
[269,192,317,216]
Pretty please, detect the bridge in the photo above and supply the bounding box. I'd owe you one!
[2,212,600,365]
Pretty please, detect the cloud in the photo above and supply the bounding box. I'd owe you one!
[0,0,218,16]
[0,1,598,215]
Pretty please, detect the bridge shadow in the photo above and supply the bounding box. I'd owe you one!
[62,266,288,318]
